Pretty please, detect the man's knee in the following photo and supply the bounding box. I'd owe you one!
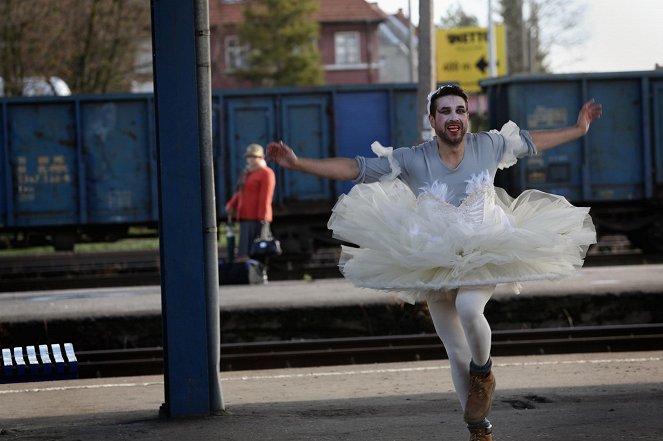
[456,303,484,325]
[456,295,486,321]
[455,286,494,323]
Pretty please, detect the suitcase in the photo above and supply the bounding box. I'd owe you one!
[219,222,266,285]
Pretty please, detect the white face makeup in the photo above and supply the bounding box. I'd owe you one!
[430,95,469,146]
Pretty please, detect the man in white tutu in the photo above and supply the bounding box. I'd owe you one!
[266,85,602,441]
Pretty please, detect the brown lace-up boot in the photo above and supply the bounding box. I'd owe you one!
[469,426,493,441]
[463,370,496,423]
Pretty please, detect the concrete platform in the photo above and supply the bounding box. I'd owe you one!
[1,265,663,351]
[1,351,662,440]
[2,264,663,322]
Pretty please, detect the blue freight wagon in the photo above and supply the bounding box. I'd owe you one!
[482,70,663,252]
[0,94,160,250]
[2,71,663,255]
[0,84,419,253]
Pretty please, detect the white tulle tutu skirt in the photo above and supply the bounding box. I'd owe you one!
[327,176,596,304]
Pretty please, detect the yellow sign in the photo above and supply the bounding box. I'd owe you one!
[436,25,507,92]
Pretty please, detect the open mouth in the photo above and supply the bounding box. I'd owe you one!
[446,123,462,135]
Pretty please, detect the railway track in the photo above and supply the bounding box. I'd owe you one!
[1,235,662,292]
[0,248,344,292]
[74,324,663,379]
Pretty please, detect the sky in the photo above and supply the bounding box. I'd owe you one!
[373,0,663,74]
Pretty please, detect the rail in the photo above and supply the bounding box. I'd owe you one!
[74,324,663,379]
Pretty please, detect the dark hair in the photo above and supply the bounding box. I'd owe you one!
[428,85,469,116]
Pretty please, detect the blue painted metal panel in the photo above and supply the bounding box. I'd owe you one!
[586,79,644,201]
[483,71,663,203]
[280,95,331,201]
[653,81,663,187]
[73,101,88,225]
[82,99,153,223]
[7,102,79,225]
[391,88,418,148]
[0,102,7,227]
[146,97,160,222]
[509,80,584,200]
[639,78,653,199]
[224,97,274,202]
[334,90,391,196]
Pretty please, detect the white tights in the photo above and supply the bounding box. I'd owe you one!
[426,285,495,409]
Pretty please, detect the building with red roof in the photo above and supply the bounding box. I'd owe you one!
[209,0,387,88]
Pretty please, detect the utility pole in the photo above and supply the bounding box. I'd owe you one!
[417,0,435,142]
[407,0,416,83]
[193,0,223,414]
[488,0,497,77]
[520,0,528,73]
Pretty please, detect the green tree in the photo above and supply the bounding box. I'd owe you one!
[438,4,479,28]
[235,0,323,87]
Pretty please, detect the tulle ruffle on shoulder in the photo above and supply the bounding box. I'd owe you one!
[370,141,402,181]
[493,120,524,170]
[328,172,596,304]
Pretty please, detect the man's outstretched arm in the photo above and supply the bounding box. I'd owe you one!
[530,99,603,151]
[266,141,360,181]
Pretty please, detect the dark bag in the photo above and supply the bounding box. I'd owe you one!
[219,221,266,285]
[249,222,282,259]
[219,259,265,285]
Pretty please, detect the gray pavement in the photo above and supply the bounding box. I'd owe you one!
[1,265,663,440]
[1,351,662,440]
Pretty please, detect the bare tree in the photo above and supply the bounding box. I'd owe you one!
[500,0,525,74]
[64,0,151,93]
[1,0,69,95]
[0,0,151,96]
[529,0,587,72]
[500,0,587,74]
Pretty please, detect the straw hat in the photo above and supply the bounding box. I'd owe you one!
[244,144,264,158]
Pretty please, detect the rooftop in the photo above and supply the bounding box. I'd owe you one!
[210,0,384,26]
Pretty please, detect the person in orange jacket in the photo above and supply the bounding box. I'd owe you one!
[226,144,276,260]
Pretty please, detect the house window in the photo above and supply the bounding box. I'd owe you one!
[225,35,247,71]
[334,31,360,65]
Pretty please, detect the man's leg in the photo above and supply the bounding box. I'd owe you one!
[426,293,472,408]
[456,285,496,425]
[455,285,494,366]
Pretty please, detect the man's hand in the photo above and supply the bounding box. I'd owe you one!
[266,141,298,169]
[530,98,603,151]
[576,99,602,135]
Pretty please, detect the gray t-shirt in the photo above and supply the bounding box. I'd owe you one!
[353,130,537,206]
